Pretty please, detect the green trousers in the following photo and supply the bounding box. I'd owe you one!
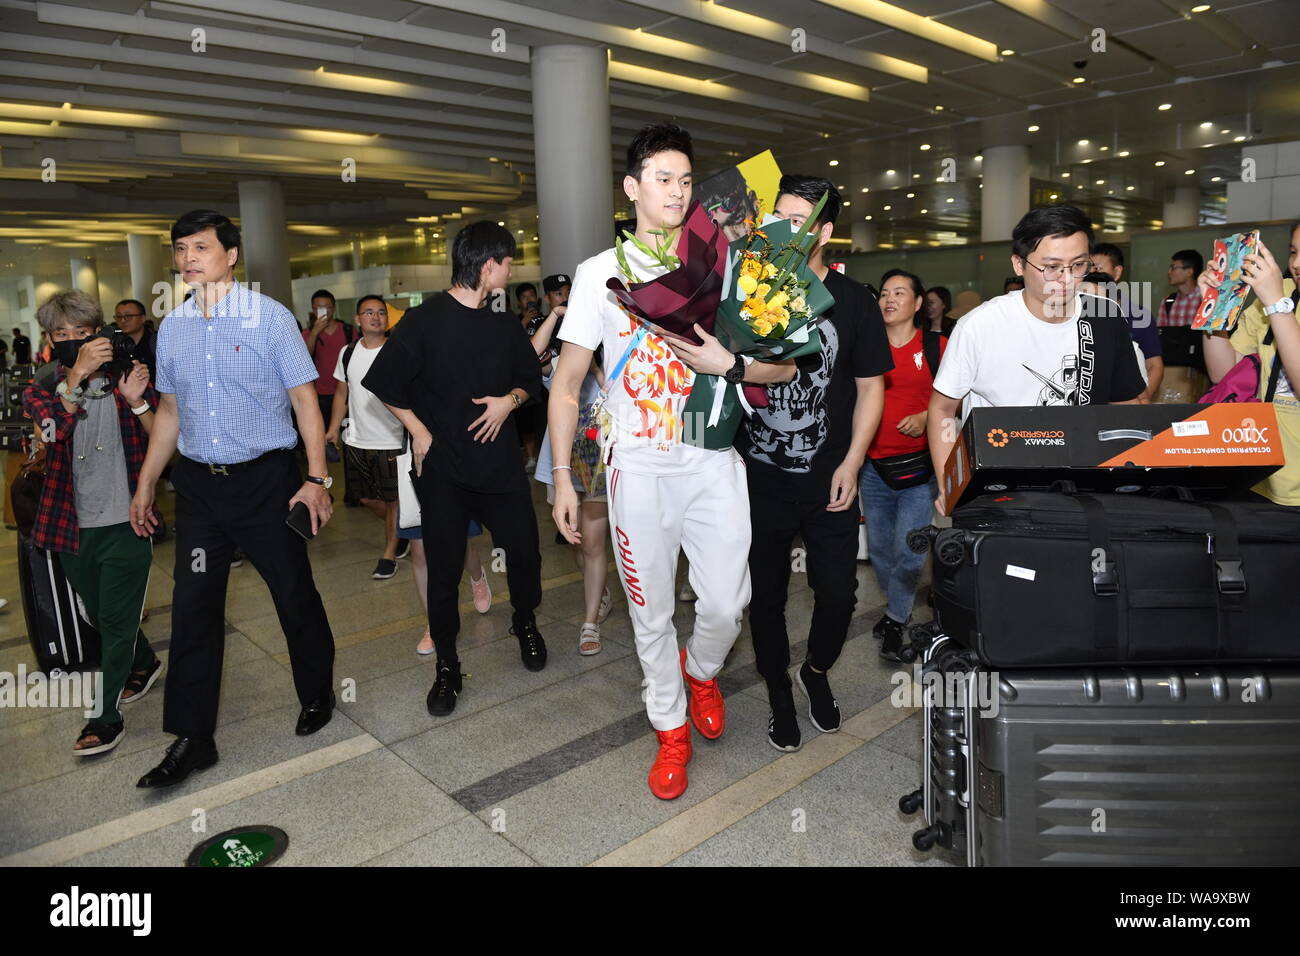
[60,523,156,725]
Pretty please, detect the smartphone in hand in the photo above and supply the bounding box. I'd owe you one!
[285,501,315,541]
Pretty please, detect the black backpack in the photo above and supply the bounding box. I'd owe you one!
[1158,292,1207,371]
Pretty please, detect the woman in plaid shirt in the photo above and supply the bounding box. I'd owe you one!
[23,290,161,756]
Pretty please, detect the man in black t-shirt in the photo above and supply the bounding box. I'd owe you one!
[12,327,32,364]
[736,176,892,752]
[364,222,546,717]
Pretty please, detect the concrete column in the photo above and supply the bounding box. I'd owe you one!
[236,179,293,306]
[531,45,614,276]
[331,253,351,274]
[350,240,363,270]
[981,144,1031,243]
[1163,185,1201,229]
[851,220,877,252]
[70,257,99,301]
[127,233,169,305]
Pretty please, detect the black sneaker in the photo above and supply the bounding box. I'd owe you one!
[796,661,841,733]
[372,559,397,580]
[766,679,802,752]
[426,660,462,717]
[878,616,909,662]
[394,539,411,561]
[510,618,548,672]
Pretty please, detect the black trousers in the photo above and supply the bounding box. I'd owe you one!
[164,451,335,739]
[420,468,542,665]
[747,473,861,686]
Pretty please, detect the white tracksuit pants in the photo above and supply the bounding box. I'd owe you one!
[607,449,752,731]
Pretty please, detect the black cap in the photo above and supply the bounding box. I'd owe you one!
[543,274,571,293]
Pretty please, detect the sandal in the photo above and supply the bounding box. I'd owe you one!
[73,720,125,756]
[578,622,602,656]
[120,659,162,704]
[597,586,612,624]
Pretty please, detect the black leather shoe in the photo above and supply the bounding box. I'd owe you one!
[510,618,547,672]
[295,691,336,736]
[136,737,218,789]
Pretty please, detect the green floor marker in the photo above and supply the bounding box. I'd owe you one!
[187,825,288,867]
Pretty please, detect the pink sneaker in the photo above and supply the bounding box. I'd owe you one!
[416,627,433,656]
[471,572,492,614]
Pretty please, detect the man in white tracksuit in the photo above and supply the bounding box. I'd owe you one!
[548,122,795,800]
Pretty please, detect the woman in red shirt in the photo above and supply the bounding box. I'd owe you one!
[860,269,947,661]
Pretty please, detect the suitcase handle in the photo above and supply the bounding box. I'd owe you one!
[1073,494,1122,658]
[1147,484,1196,503]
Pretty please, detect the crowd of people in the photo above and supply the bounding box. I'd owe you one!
[15,120,1299,803]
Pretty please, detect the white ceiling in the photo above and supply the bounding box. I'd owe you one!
[0,0,1297,280]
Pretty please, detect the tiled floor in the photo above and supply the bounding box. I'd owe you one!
[0,455,953,867]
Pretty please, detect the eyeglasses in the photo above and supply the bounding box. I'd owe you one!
[1020,257,1092,282]
[358,309,387,318]
[113,312,145,320]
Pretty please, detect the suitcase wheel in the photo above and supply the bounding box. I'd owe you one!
[905,527,934,555]
[912,824,942,851]
[898,789,923,815]
[933,529,967,568]
[898,644,918,664]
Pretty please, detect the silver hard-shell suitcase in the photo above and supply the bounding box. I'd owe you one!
[900,626,1300,865]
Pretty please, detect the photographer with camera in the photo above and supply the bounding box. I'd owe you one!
[22,290,162,756]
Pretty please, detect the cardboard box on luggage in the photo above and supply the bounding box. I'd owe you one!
[941,403,1284,514]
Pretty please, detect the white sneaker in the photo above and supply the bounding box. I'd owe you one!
[524,457,537,474]
[0,597,8,611]
[678,582,696,603]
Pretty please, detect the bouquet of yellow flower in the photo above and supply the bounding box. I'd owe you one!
[683,193,835,448]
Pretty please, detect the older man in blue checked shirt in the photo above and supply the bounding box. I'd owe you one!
[130,209,337,789]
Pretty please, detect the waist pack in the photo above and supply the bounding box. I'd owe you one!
[919,490,1300,667]
[871,450,933,490]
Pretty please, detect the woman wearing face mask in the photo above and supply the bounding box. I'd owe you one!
[862,270,948,662]
[919,286,956,336]
[1203,220,1300,508]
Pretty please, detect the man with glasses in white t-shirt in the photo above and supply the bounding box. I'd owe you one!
[928,204,1146,512]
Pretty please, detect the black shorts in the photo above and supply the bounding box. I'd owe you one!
[345,445,401,503]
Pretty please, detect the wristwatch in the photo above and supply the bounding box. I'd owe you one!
[1263,297,1295,316]
[723,353,746,385]
[510,391,524,409]
[305,474,334,489]
[56,379,85,403]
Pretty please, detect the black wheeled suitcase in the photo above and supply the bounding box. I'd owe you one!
[17,536,102,675]
[913,491,1300,667]
[900,626,1300,865]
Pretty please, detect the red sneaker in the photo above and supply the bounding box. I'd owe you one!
[648,723,692,800]
[680,648,725,740]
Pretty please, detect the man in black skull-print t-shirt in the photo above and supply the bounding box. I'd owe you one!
[734,176,892,754]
